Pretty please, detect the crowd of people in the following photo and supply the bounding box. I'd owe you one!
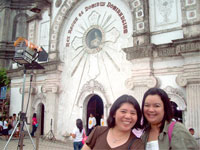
[71,88,198,150]
[0,112,38,140]
[0,113,19,139]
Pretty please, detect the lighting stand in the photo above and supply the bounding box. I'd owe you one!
[42,119,56,141]
[3,69,36,150]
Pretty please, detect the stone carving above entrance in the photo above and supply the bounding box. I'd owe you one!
[76,79,110,107]
[32,93,46,109]
[80,79,105,94]
[164,86,186,111]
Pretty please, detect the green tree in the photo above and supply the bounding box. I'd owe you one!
[0,68,10,88]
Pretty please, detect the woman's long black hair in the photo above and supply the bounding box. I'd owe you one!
[76,119,83,133]
[142,88,173,132]
[107,94,142,130]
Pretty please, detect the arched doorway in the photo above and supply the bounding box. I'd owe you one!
[164,86,186,123]
[170,101,183,122]
[37,103,45,135]
[87,95,103,132]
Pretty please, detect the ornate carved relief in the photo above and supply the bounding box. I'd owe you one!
[157,0,174,23]
[123,44,154,60]
[136,9,144,19]
[50,0,138,61]
[176,74,188,87]
[41,85,60,93]
[164,86,186,110]
[81,79,105,94]
[123,38,200,60]
[186,10,197,20]
[32,93,46,109]
[176,70,200,87]
[130,0,141,9]
[149,0,181,35]
[136,22,144,30]
[185,0,196,6]
[125,76,157,90]
[76,79,110,107]
[67,5,125,79]
[50,0,76,53]
[130,0,147,36]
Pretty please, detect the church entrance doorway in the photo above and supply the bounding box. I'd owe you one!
[170,101,183,122]
[87,95,103,132]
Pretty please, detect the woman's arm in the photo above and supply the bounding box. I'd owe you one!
[171,122,198,150]
[82,144,91,150]
[70,133,76,138]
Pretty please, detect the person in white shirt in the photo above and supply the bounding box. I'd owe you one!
[0,117,3,134]
[87,113,96,136]
[70,119,85,150]
[189,128,195,136]
[189,128,199,140]
[2,117,9,139]
[100,114,105,126]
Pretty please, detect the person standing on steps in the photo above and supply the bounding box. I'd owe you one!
[31,113,38,137]
[87,113,96,136]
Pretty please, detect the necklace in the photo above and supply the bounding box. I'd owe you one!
[111,128,129,143]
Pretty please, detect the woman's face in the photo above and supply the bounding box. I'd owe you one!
[114,102,137,132]
[143,94,164,126]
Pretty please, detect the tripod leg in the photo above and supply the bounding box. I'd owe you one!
[42,130,51,141]
[3,121,20,150]
[24,122,36,150]
[50,130,56,141]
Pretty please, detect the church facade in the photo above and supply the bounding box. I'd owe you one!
[1,0,200,141]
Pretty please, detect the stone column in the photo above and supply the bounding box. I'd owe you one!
[176,70,200,137]
[186,84,200,131]
[125,58,157,104]
[125,75,157,105]
[41,84,60,136]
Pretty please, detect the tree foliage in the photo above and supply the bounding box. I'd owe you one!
[0,68,10,88]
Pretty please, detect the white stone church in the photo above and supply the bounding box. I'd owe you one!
[1,0,200,141]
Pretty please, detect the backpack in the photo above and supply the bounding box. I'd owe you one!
[168,121,176,146]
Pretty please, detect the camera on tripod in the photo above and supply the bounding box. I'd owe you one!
[3,38,48,150]
[13,37,48,65]
[19,112,27,122]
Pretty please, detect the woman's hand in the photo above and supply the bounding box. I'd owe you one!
[82,144,91,150]
[70,133,76,138]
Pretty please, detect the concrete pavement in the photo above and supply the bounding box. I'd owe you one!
[0,136,73,150]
